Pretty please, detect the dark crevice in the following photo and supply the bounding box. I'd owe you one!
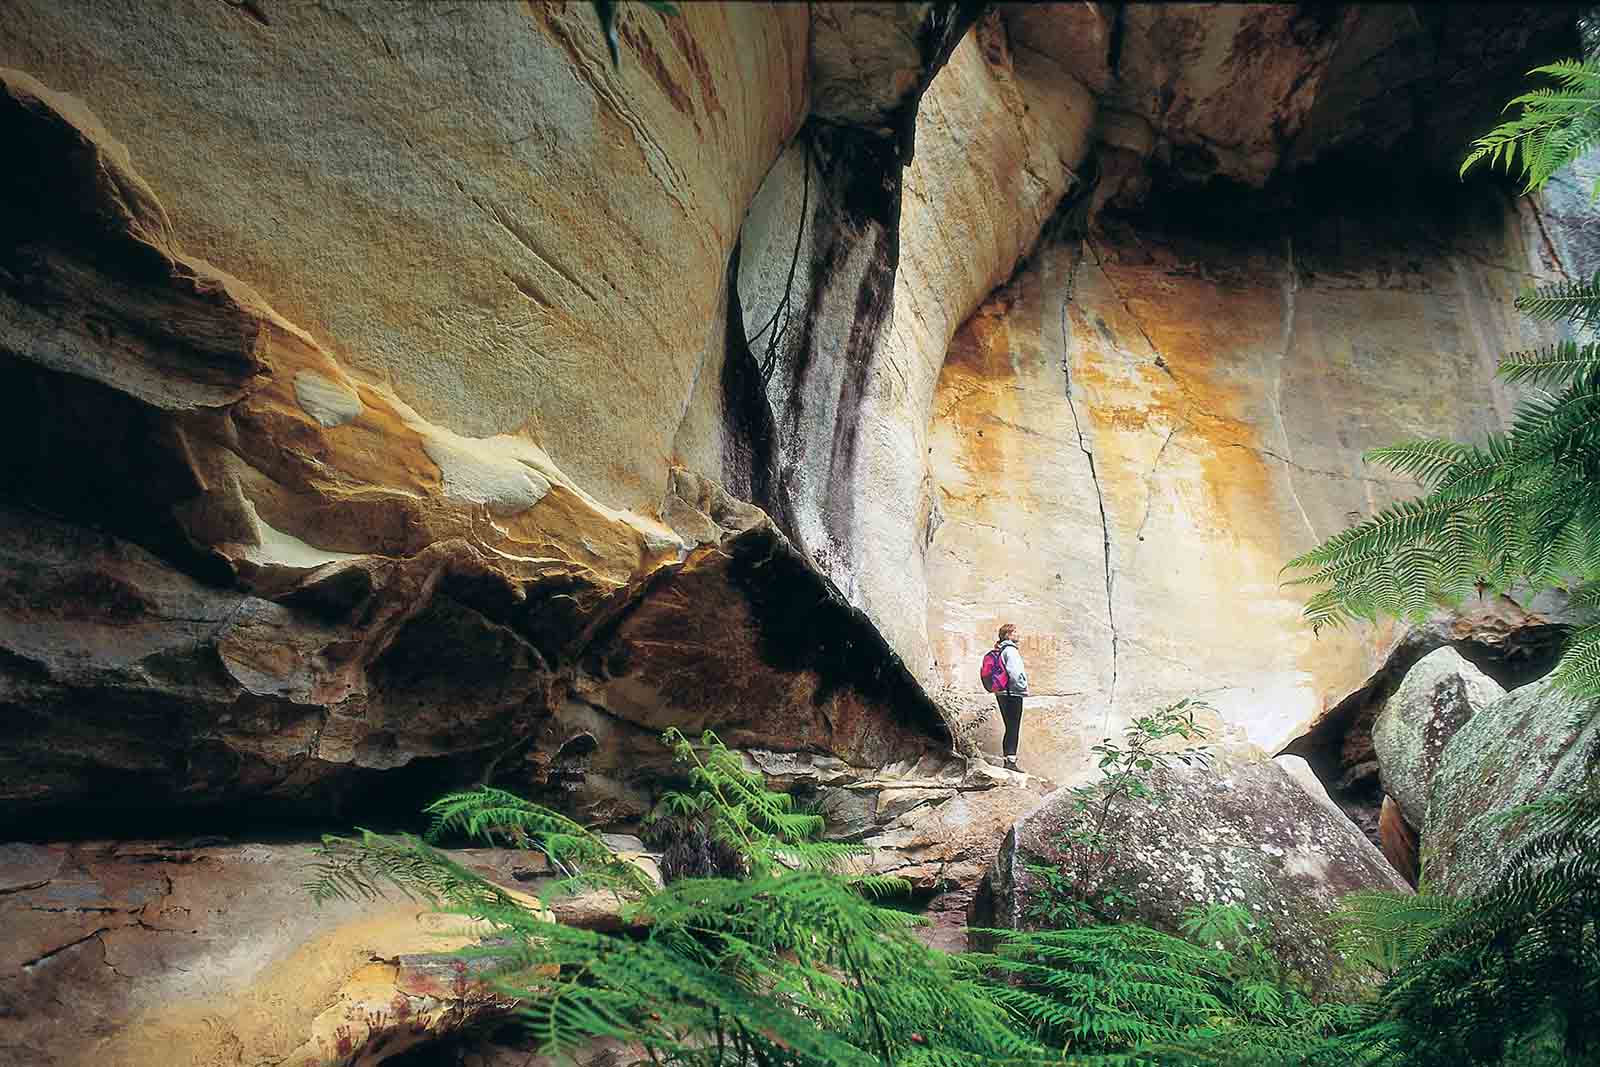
[894,1,990,165]
[1107,1,1127,77]
[1052,235,1118,721]
[723,527,952,747]
[719,235,781,519]
[0,358,236,590]
[740,120,904,573]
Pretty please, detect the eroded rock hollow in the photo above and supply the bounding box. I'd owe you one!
[1,2,1593,1063]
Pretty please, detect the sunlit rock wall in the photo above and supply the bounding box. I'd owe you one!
[1,1,810,511]
[0,0,1586,816]
[925,181,1558,781]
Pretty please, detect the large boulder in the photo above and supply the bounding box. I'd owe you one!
[1425,675,1600,896]
[1373,646,1504,827]
[978,746,1410,987]
[1280,595,1574,850]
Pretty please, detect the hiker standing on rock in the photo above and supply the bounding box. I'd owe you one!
[980,623,1029,772]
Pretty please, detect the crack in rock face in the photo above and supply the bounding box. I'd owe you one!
[0,1,1591,1058]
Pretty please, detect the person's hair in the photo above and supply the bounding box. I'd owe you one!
[997,623,1017,642]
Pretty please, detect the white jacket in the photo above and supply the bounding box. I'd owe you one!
[998,640,1028,696]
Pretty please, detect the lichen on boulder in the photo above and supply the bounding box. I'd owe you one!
[1425,674,1600,896]
[977,746,1410,989]
[1373,646,1504,828]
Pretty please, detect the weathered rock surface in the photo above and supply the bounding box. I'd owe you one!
[741,12,1097,659]
[1282,593,1573,848]
[746,747,1052,951]
[0,2,813,516]
[977,746,1411,987]
[924,175,1561,781]
[0,0,1586,819]
[1273,753,1347,819]
[1426,675,1600,896]
[1373,647,1505,828]
[0,489,951,824]
[0,840,587,1067]
[0,42,960,820]
[1003,3,1580,197]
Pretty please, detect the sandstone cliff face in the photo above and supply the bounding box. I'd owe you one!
[733,2,1582,786]
[0,4,965,824]
[924,177,1557,781]
[0,0,1586,834]
[0,1,808,512]
[2,2,1594,1060]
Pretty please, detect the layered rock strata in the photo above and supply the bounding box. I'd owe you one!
[0,0,1586,816]
[749,748,1053,952]
[0,840,593,1067]
[0,65,952,825]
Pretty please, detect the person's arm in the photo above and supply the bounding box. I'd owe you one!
[1002,646,1028,694]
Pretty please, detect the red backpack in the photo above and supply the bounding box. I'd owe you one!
[980,646,1010,693]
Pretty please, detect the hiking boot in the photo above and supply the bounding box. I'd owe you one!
[1003,756,1020,773]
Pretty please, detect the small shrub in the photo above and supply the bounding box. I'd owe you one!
[1027,698,1212,926]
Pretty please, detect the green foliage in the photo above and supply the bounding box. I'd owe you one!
[306,727,1597,1067]
[1331,887,1465,978]
[1028,700,1212,926]
[1287,58,1600,698]
[1332,780,1600,1066]
[645,728,882,886]
[965,906,1374,1066]
[306,730,1051,1066]
[426,786,657,896]
[305,826,534,911]
[1461,58,1600,197]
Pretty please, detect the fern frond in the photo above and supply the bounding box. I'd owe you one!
[304,829,531,918]
[1461,56,1600,195]
[1515,274,1600,330]
[1362,439,1472,487]
[423,787,656,894]
[1499,340,1600,388]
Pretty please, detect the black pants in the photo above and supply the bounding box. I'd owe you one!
[995,694,1024,757]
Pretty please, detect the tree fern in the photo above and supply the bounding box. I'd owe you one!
[1517,279,1600,331]
[647,727,879,882]
[1332,889,1467,979]
[1357,779,1600,1066]
[1290,58,1600,697]
[308,729,1425,1067]
[1462,59,1600,196]
[962,912,1377,1066]
[305,827,541,918]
